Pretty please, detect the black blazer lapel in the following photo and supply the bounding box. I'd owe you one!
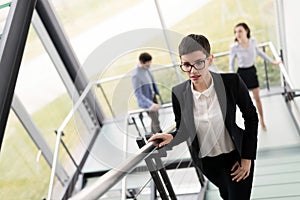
[182,80,201,164]
[211,72,227,122]
[182,81,197,140]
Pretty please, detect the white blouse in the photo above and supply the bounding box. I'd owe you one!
[191,80,235,158]
[229,37,272,72]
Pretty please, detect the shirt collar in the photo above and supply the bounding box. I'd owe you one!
[191,78,214,99]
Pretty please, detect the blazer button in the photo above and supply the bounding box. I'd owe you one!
[232,136,235,140]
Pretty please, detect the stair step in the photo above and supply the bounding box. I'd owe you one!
[252,182,300,199]
[255,162,300,176]
[207,171,300,192]
[254,171,300,186]
[205,182,300,200]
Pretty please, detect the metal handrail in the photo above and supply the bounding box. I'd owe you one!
[267,42,294,89]
[265,42,300,134]
[96,43,275,88]
[127,102,172,116]
[95,63,179,85]
[69,124,176,200]
[68,141,157,200]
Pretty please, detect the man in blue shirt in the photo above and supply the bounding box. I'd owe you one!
[131,52,162,134]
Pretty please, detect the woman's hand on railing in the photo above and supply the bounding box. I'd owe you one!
[271,60,282,66]
[148,133,174,148]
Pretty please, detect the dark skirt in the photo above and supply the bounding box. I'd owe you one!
[237,66,259,90]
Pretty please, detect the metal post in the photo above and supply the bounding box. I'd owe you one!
[97,83,116,118]
[129,116,142,137]
[121,176,127,200]
[150,180,157,200]
[154,157,177,200]
[154,0,182,83]
[262,46,270,91]
[0,0,37,150]
[146,158,169,199]
[47,129,64,200]
[54,131,80,174]
[121,119,130,200]
[139,112,149,135]
[279,48,288,97]
[61,127,100,199]
[35,0,104,126]
[136,137,170,200]
[194,165,206,187]
[280,49,291,102]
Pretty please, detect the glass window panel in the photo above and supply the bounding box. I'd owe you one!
[51,0,161,65]
[160,0,278,51]
[159,0,279,88]
[0,0,10,35]
[0,112,50,199]
[10,25,95,197]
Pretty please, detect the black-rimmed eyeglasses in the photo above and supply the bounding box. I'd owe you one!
[180,58,208,72]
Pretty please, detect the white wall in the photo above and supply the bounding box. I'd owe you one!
[283,0,300,88]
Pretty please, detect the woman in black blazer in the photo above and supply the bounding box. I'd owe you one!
[149,34,258,200]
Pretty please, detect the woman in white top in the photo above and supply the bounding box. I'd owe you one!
[229,22,280,131]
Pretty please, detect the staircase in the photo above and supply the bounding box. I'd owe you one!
[205,145,300,199]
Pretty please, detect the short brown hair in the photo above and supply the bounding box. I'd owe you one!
[178,34,211,57]
[139,52,152,64]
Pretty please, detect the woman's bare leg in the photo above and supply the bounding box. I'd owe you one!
[251,87,266,130]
